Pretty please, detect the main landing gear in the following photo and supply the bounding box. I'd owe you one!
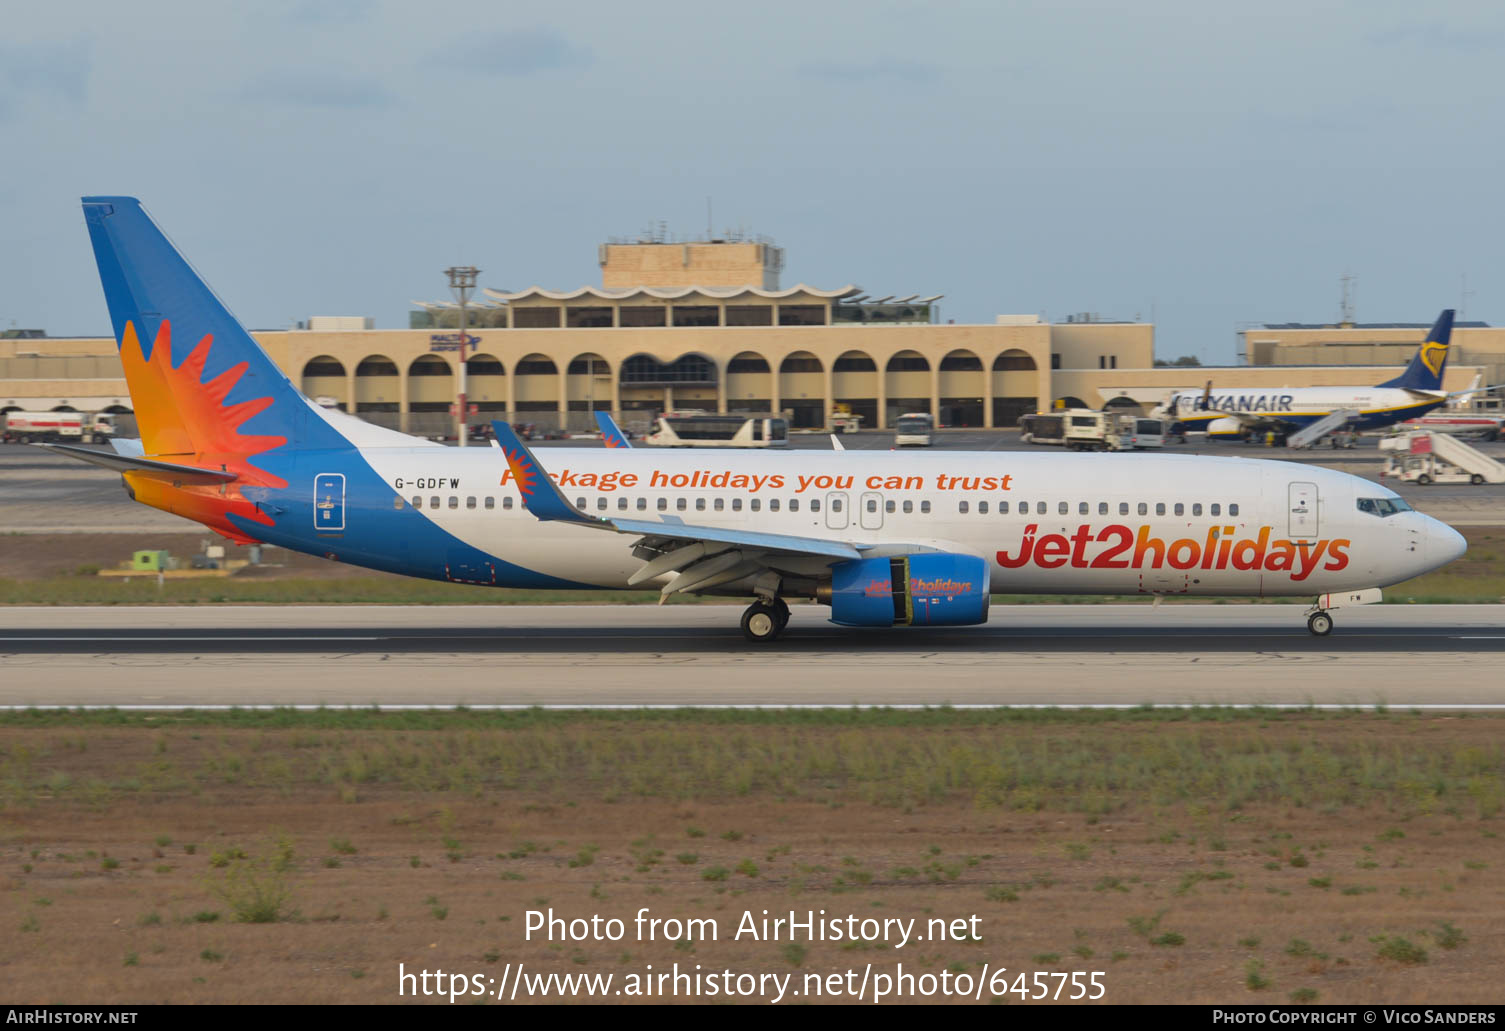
[741,597,791,643]
[1306,610,1334,637]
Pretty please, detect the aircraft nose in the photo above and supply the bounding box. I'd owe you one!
[1428,519,1467,566]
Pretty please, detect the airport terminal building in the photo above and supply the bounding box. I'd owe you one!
[0,234,1490,436]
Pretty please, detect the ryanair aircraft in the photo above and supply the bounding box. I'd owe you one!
[1155,311,1464,442]
[45,198,1468,642]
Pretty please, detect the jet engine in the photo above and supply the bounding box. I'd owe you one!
[821,553,990,627]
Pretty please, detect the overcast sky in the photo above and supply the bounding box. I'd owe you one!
[3,0,1503,362]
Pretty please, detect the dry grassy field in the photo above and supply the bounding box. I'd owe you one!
[0,709,1500,1005]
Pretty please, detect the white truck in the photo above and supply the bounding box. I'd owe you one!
[1379,430,1505,485]
[1062,410,1164,451]
[1,410,119,444]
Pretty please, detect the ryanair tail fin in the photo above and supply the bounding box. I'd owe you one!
[1377,309,1454,392]
[81,197,336,461]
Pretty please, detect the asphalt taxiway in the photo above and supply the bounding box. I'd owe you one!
[3,604,1502,708]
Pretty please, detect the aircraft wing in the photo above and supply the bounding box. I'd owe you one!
[491,420,891,598]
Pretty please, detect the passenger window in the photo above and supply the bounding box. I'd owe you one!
[637,497,647,511]
[411,496,421,508]
[450,497,461,509]
[810,499,820,512]
[676,498,687,511]
[770,499,780,512]
[1192,503,1203,516]
[597,497,608,511]
[574,497,585,510]
[466,496,476,509]
[978,501,988,514]
[1137,502,1147,516]
[393,496,404,510]
[430,496,440,509]
[1119,502,1128,516]
[959,501,969,514]
[1098,502,1108,515]
[903,500,913,514]
[1000,501,1009,514]
[832,498,842,512]
[618,497,628,510]
[732,498,742,512]
[1037,502,1047,515]
[791,499,801,512]
[658,498,668,511]
[1155,503,1165,516]
[751,499,761,512]
[868,499,878,513]
[1079,502,1089,515]
[1229,503,1239,516]
[484,497,495,510]
[1058,501,1068,515]
[1211,503,1221,516]
[920,500,931,514]
[1174,503,1184,516]
[1016,500,1026,513]
[714,498,724,512]
[885,500,895,513]
[695,498,706,511]
[503,496,513,509]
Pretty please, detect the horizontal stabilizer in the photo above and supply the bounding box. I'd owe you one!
[38,442,238,483]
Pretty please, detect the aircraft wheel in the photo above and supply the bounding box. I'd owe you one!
[1471,474,1484,485]
[741,603,783,643]
[1307,611,1333,637]
[771,597,791,632]
[1417,474,1432,486]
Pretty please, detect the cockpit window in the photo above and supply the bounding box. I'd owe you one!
[1357,497,1412,517]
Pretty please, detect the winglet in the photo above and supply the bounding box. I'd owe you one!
[490,420,608,525]
[594,410,633,449]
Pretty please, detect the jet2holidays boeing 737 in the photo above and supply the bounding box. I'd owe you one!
[1154,310,1486,443]
[44,197,1468,641]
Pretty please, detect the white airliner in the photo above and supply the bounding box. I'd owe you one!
[1154,311,1473,442]
[47,197,1469,642]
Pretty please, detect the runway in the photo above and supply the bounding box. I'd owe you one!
[3,604,1503,708]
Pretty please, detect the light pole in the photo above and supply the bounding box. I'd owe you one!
[445,265,480,447]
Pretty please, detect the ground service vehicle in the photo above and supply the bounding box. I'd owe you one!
[1,410,118,443]
[1018,413,1066,445]
[894,412,934,446]
[1379,430,1505,485]
[644,412,788,448]
[46,196,1469,644]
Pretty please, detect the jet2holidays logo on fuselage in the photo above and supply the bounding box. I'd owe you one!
[996,523,1351,581]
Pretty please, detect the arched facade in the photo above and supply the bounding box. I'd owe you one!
[233,315,1063,433]
[992,348,1039,428]
[778,351,825,428]
[301,355,348,409]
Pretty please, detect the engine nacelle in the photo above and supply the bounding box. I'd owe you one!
[825,553,990,627]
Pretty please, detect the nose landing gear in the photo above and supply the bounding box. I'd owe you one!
[741,597,791,642]
[1306,610,1334,636]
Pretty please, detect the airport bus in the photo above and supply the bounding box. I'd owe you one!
[894,412,935,447]
[643,412,788,448]
[1018,412,1067,445]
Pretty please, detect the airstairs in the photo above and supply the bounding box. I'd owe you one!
[1287,409,1360,449]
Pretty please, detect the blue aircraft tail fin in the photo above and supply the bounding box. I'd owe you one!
[593,410,633,449]
[81,197,326,459]
[1377,309,1454,392]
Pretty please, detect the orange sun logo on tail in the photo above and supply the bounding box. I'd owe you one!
[502,448,539,499]
[119,320,288,542]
